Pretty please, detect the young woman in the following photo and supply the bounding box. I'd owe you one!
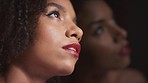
[0,0,83,83]
[62,0,131,83]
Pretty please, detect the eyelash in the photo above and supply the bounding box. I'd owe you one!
[46,10,60,19]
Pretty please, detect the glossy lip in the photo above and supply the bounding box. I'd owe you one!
[118,44,131,57]
[62,42,81,58]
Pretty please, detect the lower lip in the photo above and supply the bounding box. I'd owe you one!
[65,49,79,58]
[65,50,79,58]
[119,45,131,57]
[63,43,80,58]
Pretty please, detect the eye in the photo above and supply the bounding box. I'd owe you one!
[46,10,60,19]
[93,26,104,36]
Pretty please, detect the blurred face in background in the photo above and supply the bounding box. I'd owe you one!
[78,0,131,70]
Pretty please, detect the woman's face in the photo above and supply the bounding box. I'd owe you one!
[79,0,130,69]
[18,0,83,77]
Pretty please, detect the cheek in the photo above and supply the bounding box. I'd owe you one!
[37,16,65,44]
[30,26,64,62]
[87,39,117,64]
[23,32,65,75]
[88,37,115,55]
[35,21,66,50]
[36,25,63,41]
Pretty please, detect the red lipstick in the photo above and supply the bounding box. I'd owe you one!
[63,43,81,58]
[119,44,131,57]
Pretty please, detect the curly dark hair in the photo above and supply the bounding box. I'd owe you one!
[0,0,47,74]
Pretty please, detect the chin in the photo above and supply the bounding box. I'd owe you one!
[115,62,130,69]
[114,59,131,69]
[105,63,130,70]
[57,62,76,76]
[121,59,130,68]
[59,68,74,76]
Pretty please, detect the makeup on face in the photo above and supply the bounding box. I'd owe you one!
[63,42,81,58]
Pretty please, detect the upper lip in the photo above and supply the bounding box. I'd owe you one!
[62,42,81,55]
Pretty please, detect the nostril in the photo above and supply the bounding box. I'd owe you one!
[71,34,77,36]
[66,24,83,41]
[78,37,81,41]
[113,37,118,43]
[71,34,81,41]
[113,33,120,43]
[71,34,77,38]
[113,32,127,43]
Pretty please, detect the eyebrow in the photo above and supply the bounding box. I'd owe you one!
[88,19,104,28]
[46,2,76,24]
[46,2,66,12]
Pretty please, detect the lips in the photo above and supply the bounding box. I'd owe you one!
[119,44,131,57]
[62,43,81,58]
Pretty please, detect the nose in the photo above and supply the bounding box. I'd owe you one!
[112,25,127,43]
[66,23,83,42]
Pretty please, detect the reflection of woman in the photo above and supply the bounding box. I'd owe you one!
[62,0,131,83]
[0,0,83,83]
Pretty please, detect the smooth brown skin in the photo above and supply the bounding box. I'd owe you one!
[0,0,83,83]
[74,0,130,83]
[101,69,147,83]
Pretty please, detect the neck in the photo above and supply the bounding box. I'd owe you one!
[2,64,50,83]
